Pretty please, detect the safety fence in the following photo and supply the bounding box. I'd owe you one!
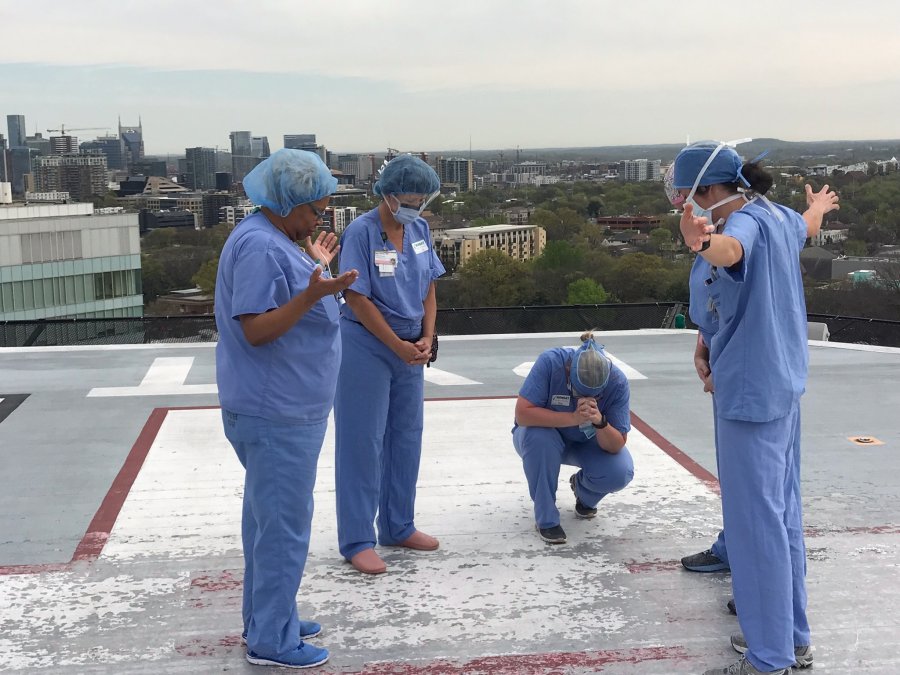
[1,306,898,347]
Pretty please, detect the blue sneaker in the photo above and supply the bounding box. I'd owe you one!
[246,643,329,669]
[681,548,730,572]
[241,621,322,645]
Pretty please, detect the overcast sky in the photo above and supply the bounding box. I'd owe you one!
[2,0,899,155]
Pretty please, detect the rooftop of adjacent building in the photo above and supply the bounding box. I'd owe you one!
[0,328,898,673]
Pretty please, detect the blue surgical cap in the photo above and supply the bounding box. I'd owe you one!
[672,142,743,189]
[373,155,440,197]
[243,148,338,217]
[570,339,611,398]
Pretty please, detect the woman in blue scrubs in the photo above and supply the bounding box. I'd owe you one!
[513,332,634,544]
[215,149,358,669]
[334,155,444,575]
[673,142,838,675]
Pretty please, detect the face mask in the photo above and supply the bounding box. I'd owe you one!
[392,205,421,225]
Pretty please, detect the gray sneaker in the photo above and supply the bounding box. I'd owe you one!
[702,655,789,675]
[681,548,730,572]
[731,632,814,669]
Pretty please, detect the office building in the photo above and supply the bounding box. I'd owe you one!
[33,154,108,202]
[436,157,475,192]
[130,159,167,177]
[7,147,34,196]
[0,133,7,182]
[119,117,145,172]
[215,172,233,191]
[617,159,661,182]
[80,135,125,171]
[50,135,79,155]
[0,202,143,320]
[185,147,217,190]
[26,133,52,157]
[201,191,236,227]
[230,131,269,183]
[7,115,26,148]
[284,134,318,151]
[435,224,546,272]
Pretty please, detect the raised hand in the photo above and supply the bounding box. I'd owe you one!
[306,267,358,301]
[805,184,840,217]
[305,231,340,266]
[680,202,716,252]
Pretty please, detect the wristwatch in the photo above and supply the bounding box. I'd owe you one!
[699,238,712,252]
[592,415,608,430]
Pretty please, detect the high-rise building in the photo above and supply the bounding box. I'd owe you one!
[50,135,79,155]
[201,191,236,227]
[617,159,661,182]
[81,135,125,171]
[230,131,268,183]
[26,133,51,157]
[6,115,26,148]
[33,154,109,201]
[119,117,144,172]
[184,147,217,191]
[284,134,317,151]
[0,133,7,183]
[436,157,475,192]
[7,147,33,196]
[215,172,233,191]
[0,202,143,320]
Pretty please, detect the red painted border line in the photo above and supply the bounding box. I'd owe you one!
[0,405,224,575]
[71,407,169,562]
[630,411,720,494]
[354,645,690,674]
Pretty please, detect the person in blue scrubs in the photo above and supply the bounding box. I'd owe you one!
[215,149,359,669]
[334,155,444,575]
[673,142,839,675]
[513,332,634,544]
[672,167,839,585]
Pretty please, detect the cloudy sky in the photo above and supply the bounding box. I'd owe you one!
[2,0,899,155]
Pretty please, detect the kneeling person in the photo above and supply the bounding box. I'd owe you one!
[513,331,634,544]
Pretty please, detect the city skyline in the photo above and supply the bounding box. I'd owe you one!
[2,1,900,154]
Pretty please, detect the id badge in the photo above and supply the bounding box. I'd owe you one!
[412,239,429,255]
[550,394,571,407]
[374,250,398,277]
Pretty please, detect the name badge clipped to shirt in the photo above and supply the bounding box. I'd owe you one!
[411,239,429,255]
[374,249,398,277]
[550,394,571,407]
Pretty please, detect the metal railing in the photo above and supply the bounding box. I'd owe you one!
[2,305,898,347]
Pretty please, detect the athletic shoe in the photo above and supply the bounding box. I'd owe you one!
[569,473,597,518]
[246,643,329,669]
[702,655,788,675]
[681,548,730,572]
[731,633,814,669]
[536,524,567,544]
[241,621,322,645]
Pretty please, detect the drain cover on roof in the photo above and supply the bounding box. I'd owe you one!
[848,436,884,446]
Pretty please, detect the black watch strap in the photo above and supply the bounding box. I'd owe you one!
[699,238,712,252]
[592,415,608,429]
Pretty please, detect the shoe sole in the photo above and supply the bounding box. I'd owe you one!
[535,525,566,544]
[574,509,597,519]
[731,639,813,669]
[246,653,329,669]
[241,628,322,646]
[681,561,730,573]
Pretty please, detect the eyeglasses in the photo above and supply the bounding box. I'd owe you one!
[307,203,327,220]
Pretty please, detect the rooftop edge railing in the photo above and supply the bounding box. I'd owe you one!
[1,305,899,348]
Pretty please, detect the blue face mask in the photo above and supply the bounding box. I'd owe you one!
[392,205,421,225]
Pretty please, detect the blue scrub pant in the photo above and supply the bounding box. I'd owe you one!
[334,319,425,560]
[222,409,324,661]
[709,398,729,565]
[512,426,634,529]
[718,402,809,672]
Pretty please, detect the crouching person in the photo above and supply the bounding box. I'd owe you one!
[513,331,634,544]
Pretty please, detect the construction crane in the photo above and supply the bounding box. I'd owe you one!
[46,125,111,135]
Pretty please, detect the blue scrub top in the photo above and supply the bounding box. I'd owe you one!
[338,208,445,338]
[515,347,631,443]
[705,200,809,422]
[215,212,341,423]
[688,254,719,347]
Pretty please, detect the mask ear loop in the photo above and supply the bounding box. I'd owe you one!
[737,149,783,222]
